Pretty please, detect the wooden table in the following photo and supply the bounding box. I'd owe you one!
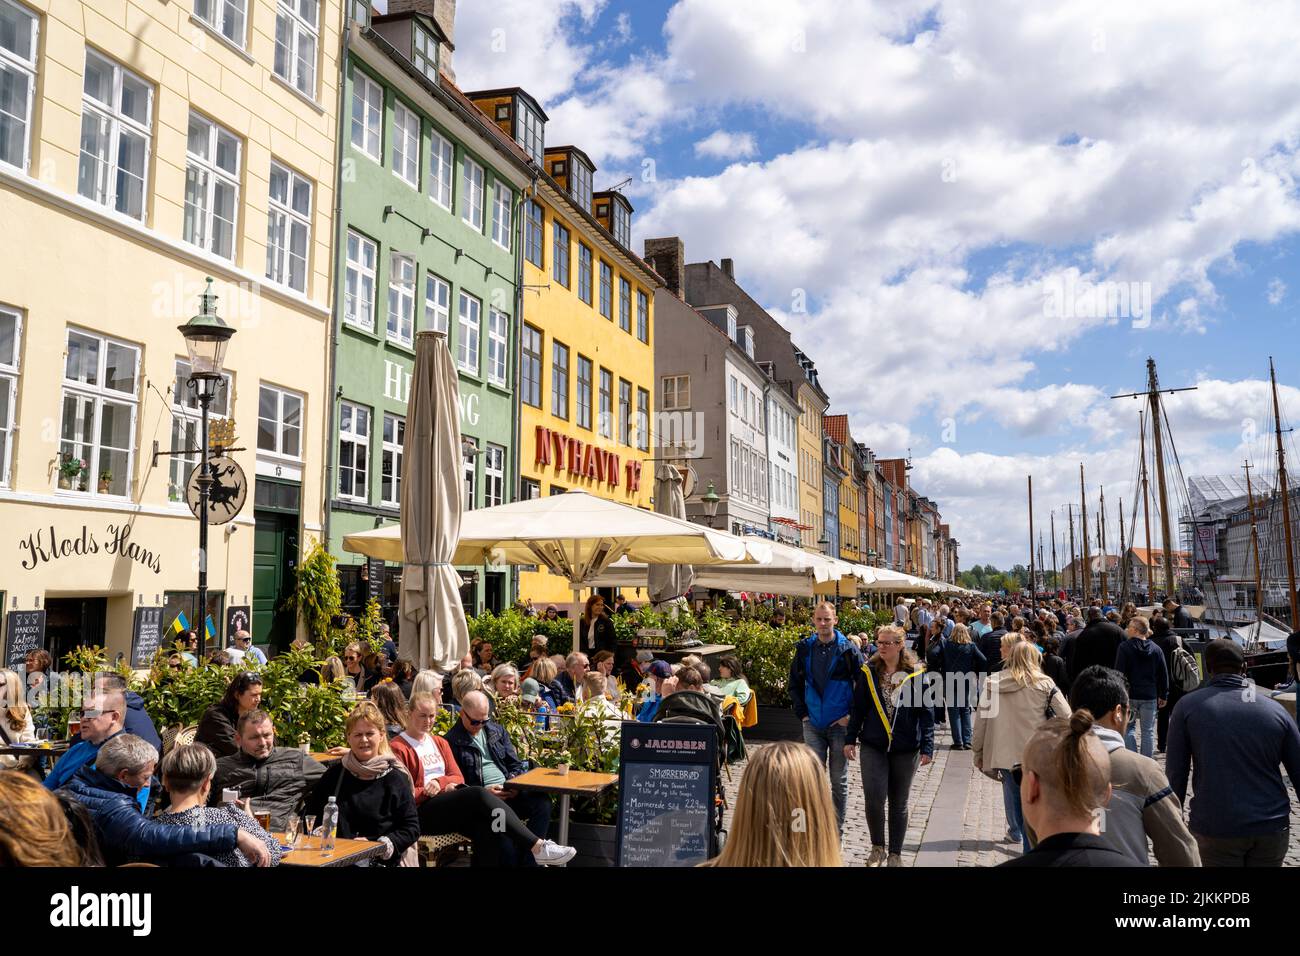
[507,767,619,853]
[274,832,387,867]
[1269,691,1296,718]
[308,751,342,762]
[0,742,70,777]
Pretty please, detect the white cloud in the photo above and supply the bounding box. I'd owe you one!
[693,130,758,160]
[1268,277,1287,305]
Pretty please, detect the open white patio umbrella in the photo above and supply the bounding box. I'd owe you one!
[344,489,769,650]
[646,463,694,608]
[397,331,468,670]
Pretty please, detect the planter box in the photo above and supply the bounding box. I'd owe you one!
[550,819,617,867]
[746,704,803,742]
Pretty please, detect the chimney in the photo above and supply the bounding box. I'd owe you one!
[644,236,685,299]
[389,0,457,80]
[721,257,734,280]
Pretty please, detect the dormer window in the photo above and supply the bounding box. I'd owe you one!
[552,159,567,176]
[612,201,630,247]
[570,157,592,211]
[743,327,754,358]
[727,312,737,342]
[413,24,439,83]
[495,104,510,122]
[595,201,609,219]
[516,100,544,164]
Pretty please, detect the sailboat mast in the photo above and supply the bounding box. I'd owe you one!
[1080,465,1092,603]
[1270,357,1299,627]
[1139,411,1153,600]
[1244,460,1264,627]
[1118,497,1130,605]
[1099,485,1109,602]
[1068,505,1078,596]
[1051,511,1059,593]
[1028,475,1036,603]
[1147,358,1177,598]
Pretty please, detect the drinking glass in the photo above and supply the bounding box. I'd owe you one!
[302,815,316,850]
[283,815,300,847]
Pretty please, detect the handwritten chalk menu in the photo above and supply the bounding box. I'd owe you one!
[130,607,165,669]
[366,559,385,604]
[4,610,46,671]
[616,722,717,867]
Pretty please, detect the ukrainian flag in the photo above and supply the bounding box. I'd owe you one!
[204,615,217,643]
[170,610,190,635]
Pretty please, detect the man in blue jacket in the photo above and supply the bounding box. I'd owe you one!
[788,602,863,831]
[95,672,162,754]
[44,689,128,793]
[1114,617,1168,757]
[1167,639,1300,867]
[60,733,268,866]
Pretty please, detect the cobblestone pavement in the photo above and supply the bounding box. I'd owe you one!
[723,719,1300,867]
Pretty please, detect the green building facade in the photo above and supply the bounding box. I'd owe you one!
[327,12,532,620]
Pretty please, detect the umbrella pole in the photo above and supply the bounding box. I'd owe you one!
[571,583,582,656]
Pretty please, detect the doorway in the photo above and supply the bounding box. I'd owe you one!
[253,510,298,650]
[45,597,107,669]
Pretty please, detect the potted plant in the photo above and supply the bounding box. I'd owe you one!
[57,454,86,491]
[97,470,112,494]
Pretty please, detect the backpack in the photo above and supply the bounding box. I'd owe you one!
[1169,637,1201,692]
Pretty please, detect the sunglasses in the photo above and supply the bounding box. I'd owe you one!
[465,716,490,726]
[343,655,358,661]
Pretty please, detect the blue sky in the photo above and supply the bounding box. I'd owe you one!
[448,0,1300,569]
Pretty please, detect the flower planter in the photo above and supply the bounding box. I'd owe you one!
[550,819,617,867]
[746,703,803,742]
[58,474,74,490]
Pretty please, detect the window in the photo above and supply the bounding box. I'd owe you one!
[619,277,631,333]
[424,273,449,333]
[491,180,512,249]
[612,202,630,248]
[462,437,476,510]
[461,156,484,229]
[618,379,631,446]
[551,159,566,177]
[428,127,454,209]
[194,0,246,45]
[636,388,649,452]
[184,112,241,259]
[0,305,21,485]
[413,23,439,82]
[550,341,569,419]
[521,323,542,408]
[456,291,480,373]
[495,104,509,122]
[487,308,508,386]
[727,311,737,342]
[662,374,689,410]
[484,444,505,508]
[338,401,370,501]
[349,0,368,25]
[59,329,138,497]
[0,0,36,171]
[274,0,318,97]
[637,289,649,343]
[515,100,544,164]
[576,355,592,430]
[552,221,569,287]
[266,161,312,292]
[599,261,612,319]
[524,200,543,267]
[350,69,382,159]
[521,478,540,500]
[570,158,592,211]
[381,413,404,506]
[577,242,593,305]
[387,253,415,346]
[344,230,377,330]
[729,376,738,414]
[168,359,231,502]
[598,369,613,439]
[391,101,419,187]
[257,384,302,458]
[78,50,151,220]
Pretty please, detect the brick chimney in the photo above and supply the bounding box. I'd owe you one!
[388,0,457,80]
[721,257,734,280]
[644,236,685,298]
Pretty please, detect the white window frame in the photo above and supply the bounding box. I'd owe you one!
[428,127,454,210]
[662,374,689,411]
[618,378,631,446]
[344,229,377,331]
[487,308,508,386]
[619,277,631,333]
[78,49,152,221]
[257,383,303,459]
[598,369,613,439]
[456,291,480,374]
[413,22,438,83]
[0,304,21,486]
[386,252,416,347]
[462,437,477,510]
[274,0,318,97]
[0,0,38,173]
[351,68,382,160]
[381,412,404,508]
[193,0,247,47]
[424,273,450,334]
[484,443,505,508]
[337,400,370,502]
[637,289,649,343]
[183,111,242,260]
[392,100,420,187]
[491,180,512,250]
[58,328,139,498]
[461,156,484,229]
[636,387,649,452]
[169,359,232,502]
[265,160,312,292]
[576,355,593,430]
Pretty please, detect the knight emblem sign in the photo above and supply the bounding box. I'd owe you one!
[186,456,248,525]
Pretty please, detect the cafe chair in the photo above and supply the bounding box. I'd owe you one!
[160,725,199,759]
[418,832,472,867]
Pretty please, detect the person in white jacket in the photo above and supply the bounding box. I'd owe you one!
[0,668,38,771]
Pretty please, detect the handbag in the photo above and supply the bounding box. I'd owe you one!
[1042,684,1058,721]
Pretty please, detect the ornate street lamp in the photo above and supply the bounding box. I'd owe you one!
[700,481,720,528]
[178,278,235,659]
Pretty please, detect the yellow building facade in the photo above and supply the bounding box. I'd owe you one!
[0,0,340,662]
[796,383,825,550]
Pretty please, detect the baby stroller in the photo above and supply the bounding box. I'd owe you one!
[652,690,730,846]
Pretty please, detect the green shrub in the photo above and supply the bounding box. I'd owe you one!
[468,608,573,663]
[286,539,342,648]
[728,621,802,708]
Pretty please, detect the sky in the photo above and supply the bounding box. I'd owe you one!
[442,0,1300,570]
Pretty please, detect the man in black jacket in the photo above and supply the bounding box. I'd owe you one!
[1069,608,1127,682]
[977,612,1008,674]
[1163,599,1194,632]
[210,710,326,830]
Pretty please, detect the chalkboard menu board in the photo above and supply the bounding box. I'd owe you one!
[130,607,165,669]
[616,722,717,867]
[366,559,385,604]
[4,610,47,671]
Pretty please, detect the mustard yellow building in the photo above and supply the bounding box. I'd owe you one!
[466,89,659,607]
[796,377,827,551]
[0,0,340,661]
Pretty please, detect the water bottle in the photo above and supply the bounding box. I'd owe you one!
[321,796,338,854]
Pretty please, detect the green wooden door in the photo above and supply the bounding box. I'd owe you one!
[253,511,297,649]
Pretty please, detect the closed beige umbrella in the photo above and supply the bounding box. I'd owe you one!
[398,331,468,670]
[647,463,694,608]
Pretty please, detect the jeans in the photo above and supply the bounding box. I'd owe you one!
[947,706,973,747]
[1126,699,1157,758]
[859,746,920,854]
[802,720,849,831]
[1194,829,1289,867]
[1001,771,1030,853]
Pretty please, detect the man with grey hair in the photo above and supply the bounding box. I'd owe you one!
[60,733,269,866]
[557,651,589,702]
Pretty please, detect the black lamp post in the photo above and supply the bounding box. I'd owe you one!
[178,279,235,659]
[700,481,720,528]
[817,533,830,554]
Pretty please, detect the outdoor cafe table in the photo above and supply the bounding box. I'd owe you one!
[274,832,387,867]
[507,767,619,849]
[308,751,342,762]
[1270,691,1296,718]
[0,742,70,777]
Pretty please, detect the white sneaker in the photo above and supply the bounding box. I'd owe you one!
[533,840,577,866]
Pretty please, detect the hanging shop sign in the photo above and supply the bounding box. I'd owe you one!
[185,456,248,526]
